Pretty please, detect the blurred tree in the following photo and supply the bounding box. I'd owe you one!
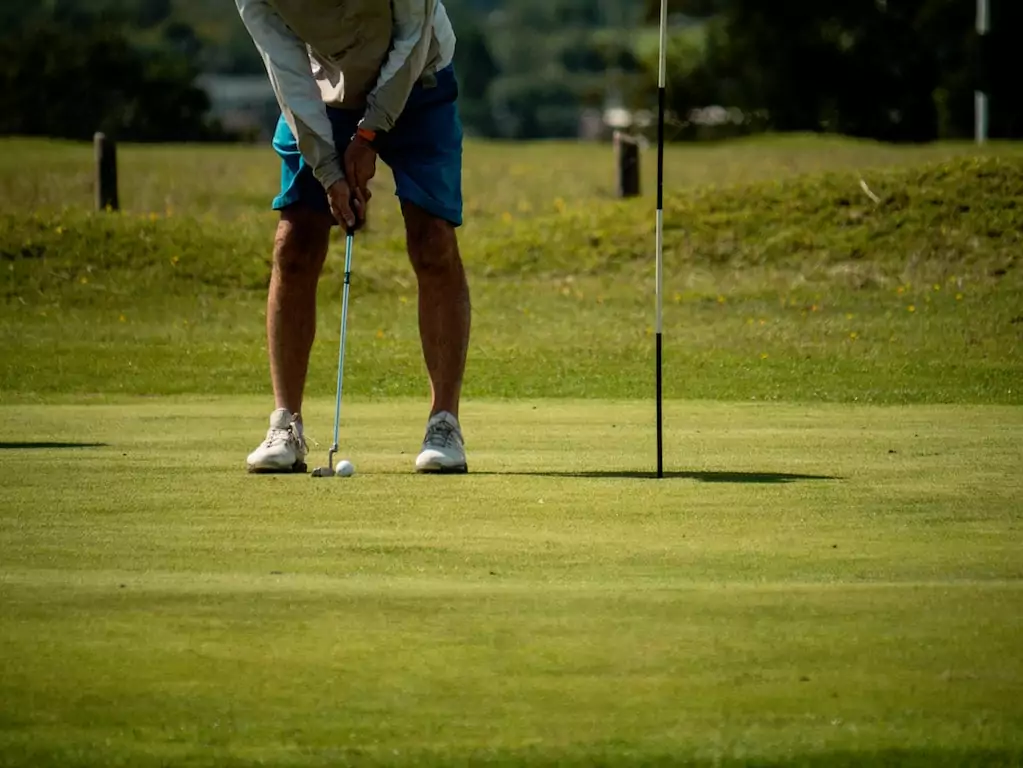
[642,0,726,21]
[642,0,1022,141]
[0,14,228,142]
[488,74,582,138]
[163,19,203,58]
[444,0,501,136]
[135,0,172,29]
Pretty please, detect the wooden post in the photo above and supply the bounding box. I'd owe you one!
[94,132,119,211]
[614,130,640,198]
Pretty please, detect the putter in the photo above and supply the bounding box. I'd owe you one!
[312,226,355,478]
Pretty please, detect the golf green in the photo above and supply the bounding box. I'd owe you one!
[1,398,1020,766]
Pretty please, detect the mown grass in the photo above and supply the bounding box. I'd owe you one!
[1,135,1022,765]
[1,398,1021,767]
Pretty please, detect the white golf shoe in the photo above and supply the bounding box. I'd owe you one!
[246,408,308,473]
[415,411,468,474]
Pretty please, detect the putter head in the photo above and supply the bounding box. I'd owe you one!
[311,447,337,479]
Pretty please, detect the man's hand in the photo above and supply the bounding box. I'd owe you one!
[326,180,359,231]
[344,135,377,217]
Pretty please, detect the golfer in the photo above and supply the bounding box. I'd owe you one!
[236,0,470,475]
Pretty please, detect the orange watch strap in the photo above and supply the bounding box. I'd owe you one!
[356,127,376,143]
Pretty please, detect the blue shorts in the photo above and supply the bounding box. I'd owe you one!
[271,63,464,227]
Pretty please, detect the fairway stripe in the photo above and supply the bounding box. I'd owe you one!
[2,570,1022,596]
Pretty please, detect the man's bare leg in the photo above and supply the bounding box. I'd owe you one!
[267,208,333,415]
[402,201,470,419]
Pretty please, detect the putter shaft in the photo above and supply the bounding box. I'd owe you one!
[315,231,354,477]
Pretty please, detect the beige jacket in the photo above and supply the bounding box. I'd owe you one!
[236,0,455,191]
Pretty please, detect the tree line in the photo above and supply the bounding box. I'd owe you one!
[0,0,1018,143]
[644,0,1020,141]
[0,5,228,142]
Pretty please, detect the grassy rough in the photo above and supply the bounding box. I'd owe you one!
[2,140,1021,404]
[4,151,1023,290]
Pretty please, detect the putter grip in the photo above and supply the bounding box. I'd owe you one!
[347,194,361,236]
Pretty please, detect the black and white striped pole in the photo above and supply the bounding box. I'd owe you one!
[976,0,990,145]
[655,0,667,478]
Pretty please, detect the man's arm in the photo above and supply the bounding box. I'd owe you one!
[359,0,438,135]
[235,0,344,191]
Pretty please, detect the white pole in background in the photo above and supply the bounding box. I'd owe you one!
[976,0,990,145]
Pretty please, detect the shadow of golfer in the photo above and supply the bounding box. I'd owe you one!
[0,442,108,450]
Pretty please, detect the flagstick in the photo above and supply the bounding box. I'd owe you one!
[655,0,667,479]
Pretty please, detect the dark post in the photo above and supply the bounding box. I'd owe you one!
[614,130,641,198]
[94,132,119,212]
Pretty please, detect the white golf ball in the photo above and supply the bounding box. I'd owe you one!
[336,460,355,477]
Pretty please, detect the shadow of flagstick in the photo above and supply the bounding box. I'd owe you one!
[431,470,840,484]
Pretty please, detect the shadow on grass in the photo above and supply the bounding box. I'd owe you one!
[4,745,1014,768]
[474,470,839,484]
[467,747,1018,767]
[0,442,107,450]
